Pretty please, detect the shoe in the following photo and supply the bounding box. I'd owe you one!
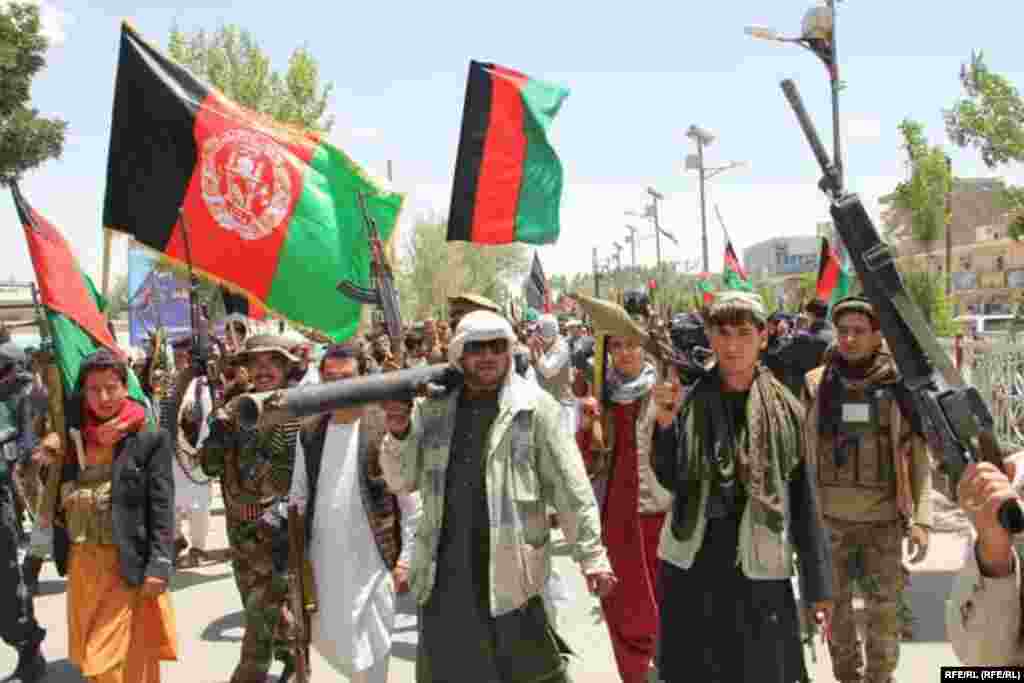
[20,556,43,597]
[2,642,46,683]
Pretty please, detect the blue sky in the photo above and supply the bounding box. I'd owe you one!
[5,0,1024,290]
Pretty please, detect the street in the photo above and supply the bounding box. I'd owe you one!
[2,490,968,682]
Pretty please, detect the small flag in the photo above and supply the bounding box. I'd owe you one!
[723,242,752,292]
[697,272,715,305]
[815,237,842,302]
[524,252,550,313]
[14,184,149,402]
[447,60,569,245]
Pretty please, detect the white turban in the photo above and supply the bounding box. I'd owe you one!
[448,310,516,370]
[538,314,559,340]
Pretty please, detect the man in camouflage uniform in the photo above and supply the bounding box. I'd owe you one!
[0,343,47,682]
[201,334,301,683]
[803,297,932,683]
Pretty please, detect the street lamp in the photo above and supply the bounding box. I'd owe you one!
[685,124,747,272]
[745,1,842,188]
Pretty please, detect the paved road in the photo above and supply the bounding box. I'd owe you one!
[0,494,969,682]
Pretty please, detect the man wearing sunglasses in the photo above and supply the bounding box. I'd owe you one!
[381,310,614,683]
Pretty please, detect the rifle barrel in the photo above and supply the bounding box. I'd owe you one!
[780,79,840,194]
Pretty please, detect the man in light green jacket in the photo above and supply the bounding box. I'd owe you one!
[381,310,615,683]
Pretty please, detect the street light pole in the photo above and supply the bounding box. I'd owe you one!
[647,187,665,278]
[827,0,842,189]
[624,225,639,272]
[697,139,709,274]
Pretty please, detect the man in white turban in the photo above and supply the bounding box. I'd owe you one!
[380,310,615,683]
[529,314,577,437]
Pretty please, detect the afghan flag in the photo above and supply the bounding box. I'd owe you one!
[14,185,148,404]
[815,236,843,302]
[722,241,752,292]
[696,272,715,305]
[447,60,569,245]
[103,23,403,342]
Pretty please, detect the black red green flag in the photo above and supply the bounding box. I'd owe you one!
[524,252,551,313]
[103,23,403,342]
[696,272,715,305]
[722,241,752,292]
[14,185,147,401]
[447,60,569,245]
[815,237,841,301]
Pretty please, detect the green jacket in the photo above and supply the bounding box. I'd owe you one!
[380,373,610,616]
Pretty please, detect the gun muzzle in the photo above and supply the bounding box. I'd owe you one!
[231,363,457,429]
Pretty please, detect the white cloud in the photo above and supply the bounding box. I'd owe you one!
[845,116,883,142]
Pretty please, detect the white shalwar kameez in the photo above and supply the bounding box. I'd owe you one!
[291,420,418,683]
[175,377,213,550]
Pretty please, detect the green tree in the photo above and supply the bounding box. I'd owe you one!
[0,2,67,184]
[890,119,951,244]
[945,51,1024,168]
[945,52,1024,239]
[168,24,334,132]
[398,216,529,319]
[903,269,956,336]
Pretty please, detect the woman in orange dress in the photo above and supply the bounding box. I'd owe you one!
[51,350,177,682]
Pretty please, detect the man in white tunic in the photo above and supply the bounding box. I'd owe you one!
[173,361,214,568]
[530,314,576,436]
[289,343,420,682]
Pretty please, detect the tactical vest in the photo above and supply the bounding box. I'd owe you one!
[0,394,20,472]
[817,384,898,492]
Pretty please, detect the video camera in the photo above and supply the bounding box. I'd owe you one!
[669,313,714,384]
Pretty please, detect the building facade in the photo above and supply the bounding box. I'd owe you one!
[743,235,820,279]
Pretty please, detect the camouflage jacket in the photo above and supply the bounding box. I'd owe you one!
[380,373,610,617]
[200,417,300,508]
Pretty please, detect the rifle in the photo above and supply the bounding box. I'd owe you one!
[338,192,405,367]
[287,503,313,683]
[178,209,226,409]
[28,282,66,525]
[780,78,1023,533]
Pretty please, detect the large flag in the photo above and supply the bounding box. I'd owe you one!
[722,241,752,292]
[447,60,569,245]
[103,23,404,342]
[14,185,148,403]
[524,252,550,313]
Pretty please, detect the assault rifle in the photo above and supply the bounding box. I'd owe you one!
[338,192,405,366]
[780,78,1024,533]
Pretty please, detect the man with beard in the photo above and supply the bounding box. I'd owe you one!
[576,305,670,683]
[0,344,47,682]
[289,343,421,682]
[803,297,932,683]
[651,292,833,683]
[380,310,615,683]
[202,335,301,683]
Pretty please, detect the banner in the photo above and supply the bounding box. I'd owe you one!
[127,246,190,347]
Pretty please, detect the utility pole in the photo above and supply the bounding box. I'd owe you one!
[624,225,639,273]
[592,247,601,297]
[945,154,953,296]
[695,137,709,274]
[647,188,665,278]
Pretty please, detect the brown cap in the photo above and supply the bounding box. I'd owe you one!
[448,293,501,314]
[235,334,299,364]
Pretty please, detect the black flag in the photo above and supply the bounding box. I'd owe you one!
[524,252,548,312]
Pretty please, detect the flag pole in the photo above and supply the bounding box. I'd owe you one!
[102,229,113,298]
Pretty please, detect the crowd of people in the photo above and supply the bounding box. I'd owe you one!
[1,285,1021,683]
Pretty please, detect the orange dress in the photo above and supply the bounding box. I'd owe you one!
[64,442,178,683]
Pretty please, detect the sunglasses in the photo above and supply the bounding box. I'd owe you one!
[463,339,509,356]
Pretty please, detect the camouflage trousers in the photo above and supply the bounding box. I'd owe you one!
[0,477,45,650]
[826,518,905,683]
[225,514,295,683]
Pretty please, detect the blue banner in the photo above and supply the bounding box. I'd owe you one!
[127,246,190,347]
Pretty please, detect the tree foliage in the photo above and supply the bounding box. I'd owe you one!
[0,2,66,185]
[168,24,334,133]
[945,51,1024,169]
[902,268,956,336]
[890,119,951,244]
[397,216,530,319]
